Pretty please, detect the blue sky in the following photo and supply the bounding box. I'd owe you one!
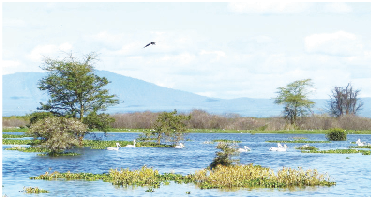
[2,2,371,99]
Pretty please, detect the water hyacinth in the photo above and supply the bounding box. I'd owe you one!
[23,187,49,193]
[193,164,336,189]
[31,165,336,190]
[266,140,331,143]
[302,149,371,155]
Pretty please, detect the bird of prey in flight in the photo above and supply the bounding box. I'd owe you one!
[144,42,156,48]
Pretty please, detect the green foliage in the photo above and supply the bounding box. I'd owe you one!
[151,110,191,145]
[266,140,331,143]
[209,142,239,169]
[193,164,336,189]
[326,128,347,141]
[29,111,54,125]
[295,145,318,151]
[302,149,371,155]
[211,139,241,143]
[37,52,119,122]
[2,133,30,138]
[31,165,336,190]
[27,117,88,154]
[274,79,315,125]
[23,187,49,193]
[83,111,115,132]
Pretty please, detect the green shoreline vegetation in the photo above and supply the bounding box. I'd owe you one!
[3,127,371,134]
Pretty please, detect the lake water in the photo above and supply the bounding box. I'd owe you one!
[2,132,371,197]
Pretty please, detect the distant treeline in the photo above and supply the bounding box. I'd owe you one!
[110,109,371,131]
[3,109,371,131]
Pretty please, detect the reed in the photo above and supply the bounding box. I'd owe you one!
[23,187,49,193]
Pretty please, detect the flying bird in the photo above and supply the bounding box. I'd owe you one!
[144,42,156,48]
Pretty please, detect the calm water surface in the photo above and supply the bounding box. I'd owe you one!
[2,132,371,197]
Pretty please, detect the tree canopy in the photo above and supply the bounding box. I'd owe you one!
[151,110,191,145]
[37,52,119,130]
[328,83,363,117]
[274,79,315,125]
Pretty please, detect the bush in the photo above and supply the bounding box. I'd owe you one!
[28,117,88,154]
[209,142,239,169]
[326,128,347,141]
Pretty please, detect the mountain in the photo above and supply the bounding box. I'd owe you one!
[2,71,371,117]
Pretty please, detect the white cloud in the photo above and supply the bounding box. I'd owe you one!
[199,50,226,62]
[27,43,73,62]
[228,2,312,14]
[3,18,27,28]
[304,31,363,56]
[323,2,352,13]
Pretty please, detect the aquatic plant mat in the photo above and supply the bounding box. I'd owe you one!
[30,164,336,191]
[302,149,371,155]
[266,140,331,143]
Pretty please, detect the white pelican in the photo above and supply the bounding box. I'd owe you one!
[126,140,136,148]
[238,146,250,152]
[107,143,121,150]
[270,143,287,151]
[175,143,184,148]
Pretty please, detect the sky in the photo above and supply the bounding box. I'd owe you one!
[2,2,371,99]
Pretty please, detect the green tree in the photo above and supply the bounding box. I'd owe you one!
[209,142,239,169]
[29,111,54,125]
[27,117,88,154]
[274,79,315,126]
[37,52,119,124]
[151,110,191,145]
[83,111,114,132]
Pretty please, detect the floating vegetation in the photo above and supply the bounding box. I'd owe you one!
[82,140,173,149]
[266,140,331,144]
[38,152,81,157]
[2,139,34,145]
[291,137,308,140]
[295,145,318,151]
[2,134,30,138]
[22,187,49,193]
[302,149,371,155]
[349,145,371,149]
[192,164,335,189]
[211,139,242,143]
[5,146,50,153]
[31,165,335,190]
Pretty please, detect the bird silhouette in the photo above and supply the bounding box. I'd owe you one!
[144,42,156,48]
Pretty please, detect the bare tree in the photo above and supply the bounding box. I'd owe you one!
[329,83,363,117]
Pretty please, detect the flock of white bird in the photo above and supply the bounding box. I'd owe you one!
[107,139,369,151]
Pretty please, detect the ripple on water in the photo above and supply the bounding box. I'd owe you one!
[2,133,371,197]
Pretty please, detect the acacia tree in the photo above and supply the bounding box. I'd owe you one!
[37,52,119,131]
[151,109,191,145]
[328,83,363,117]
[28,117,88,154]
[274,79,315,126]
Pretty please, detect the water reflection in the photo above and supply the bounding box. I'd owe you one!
[2,132,371,197]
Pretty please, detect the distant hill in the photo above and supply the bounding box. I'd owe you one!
[2,71,371,117]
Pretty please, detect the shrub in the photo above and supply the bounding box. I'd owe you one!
[209,142,239,169]
[28,117,88,154]
[325,128,347,141]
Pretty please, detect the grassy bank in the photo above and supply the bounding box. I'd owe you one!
[3,128,371,134]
